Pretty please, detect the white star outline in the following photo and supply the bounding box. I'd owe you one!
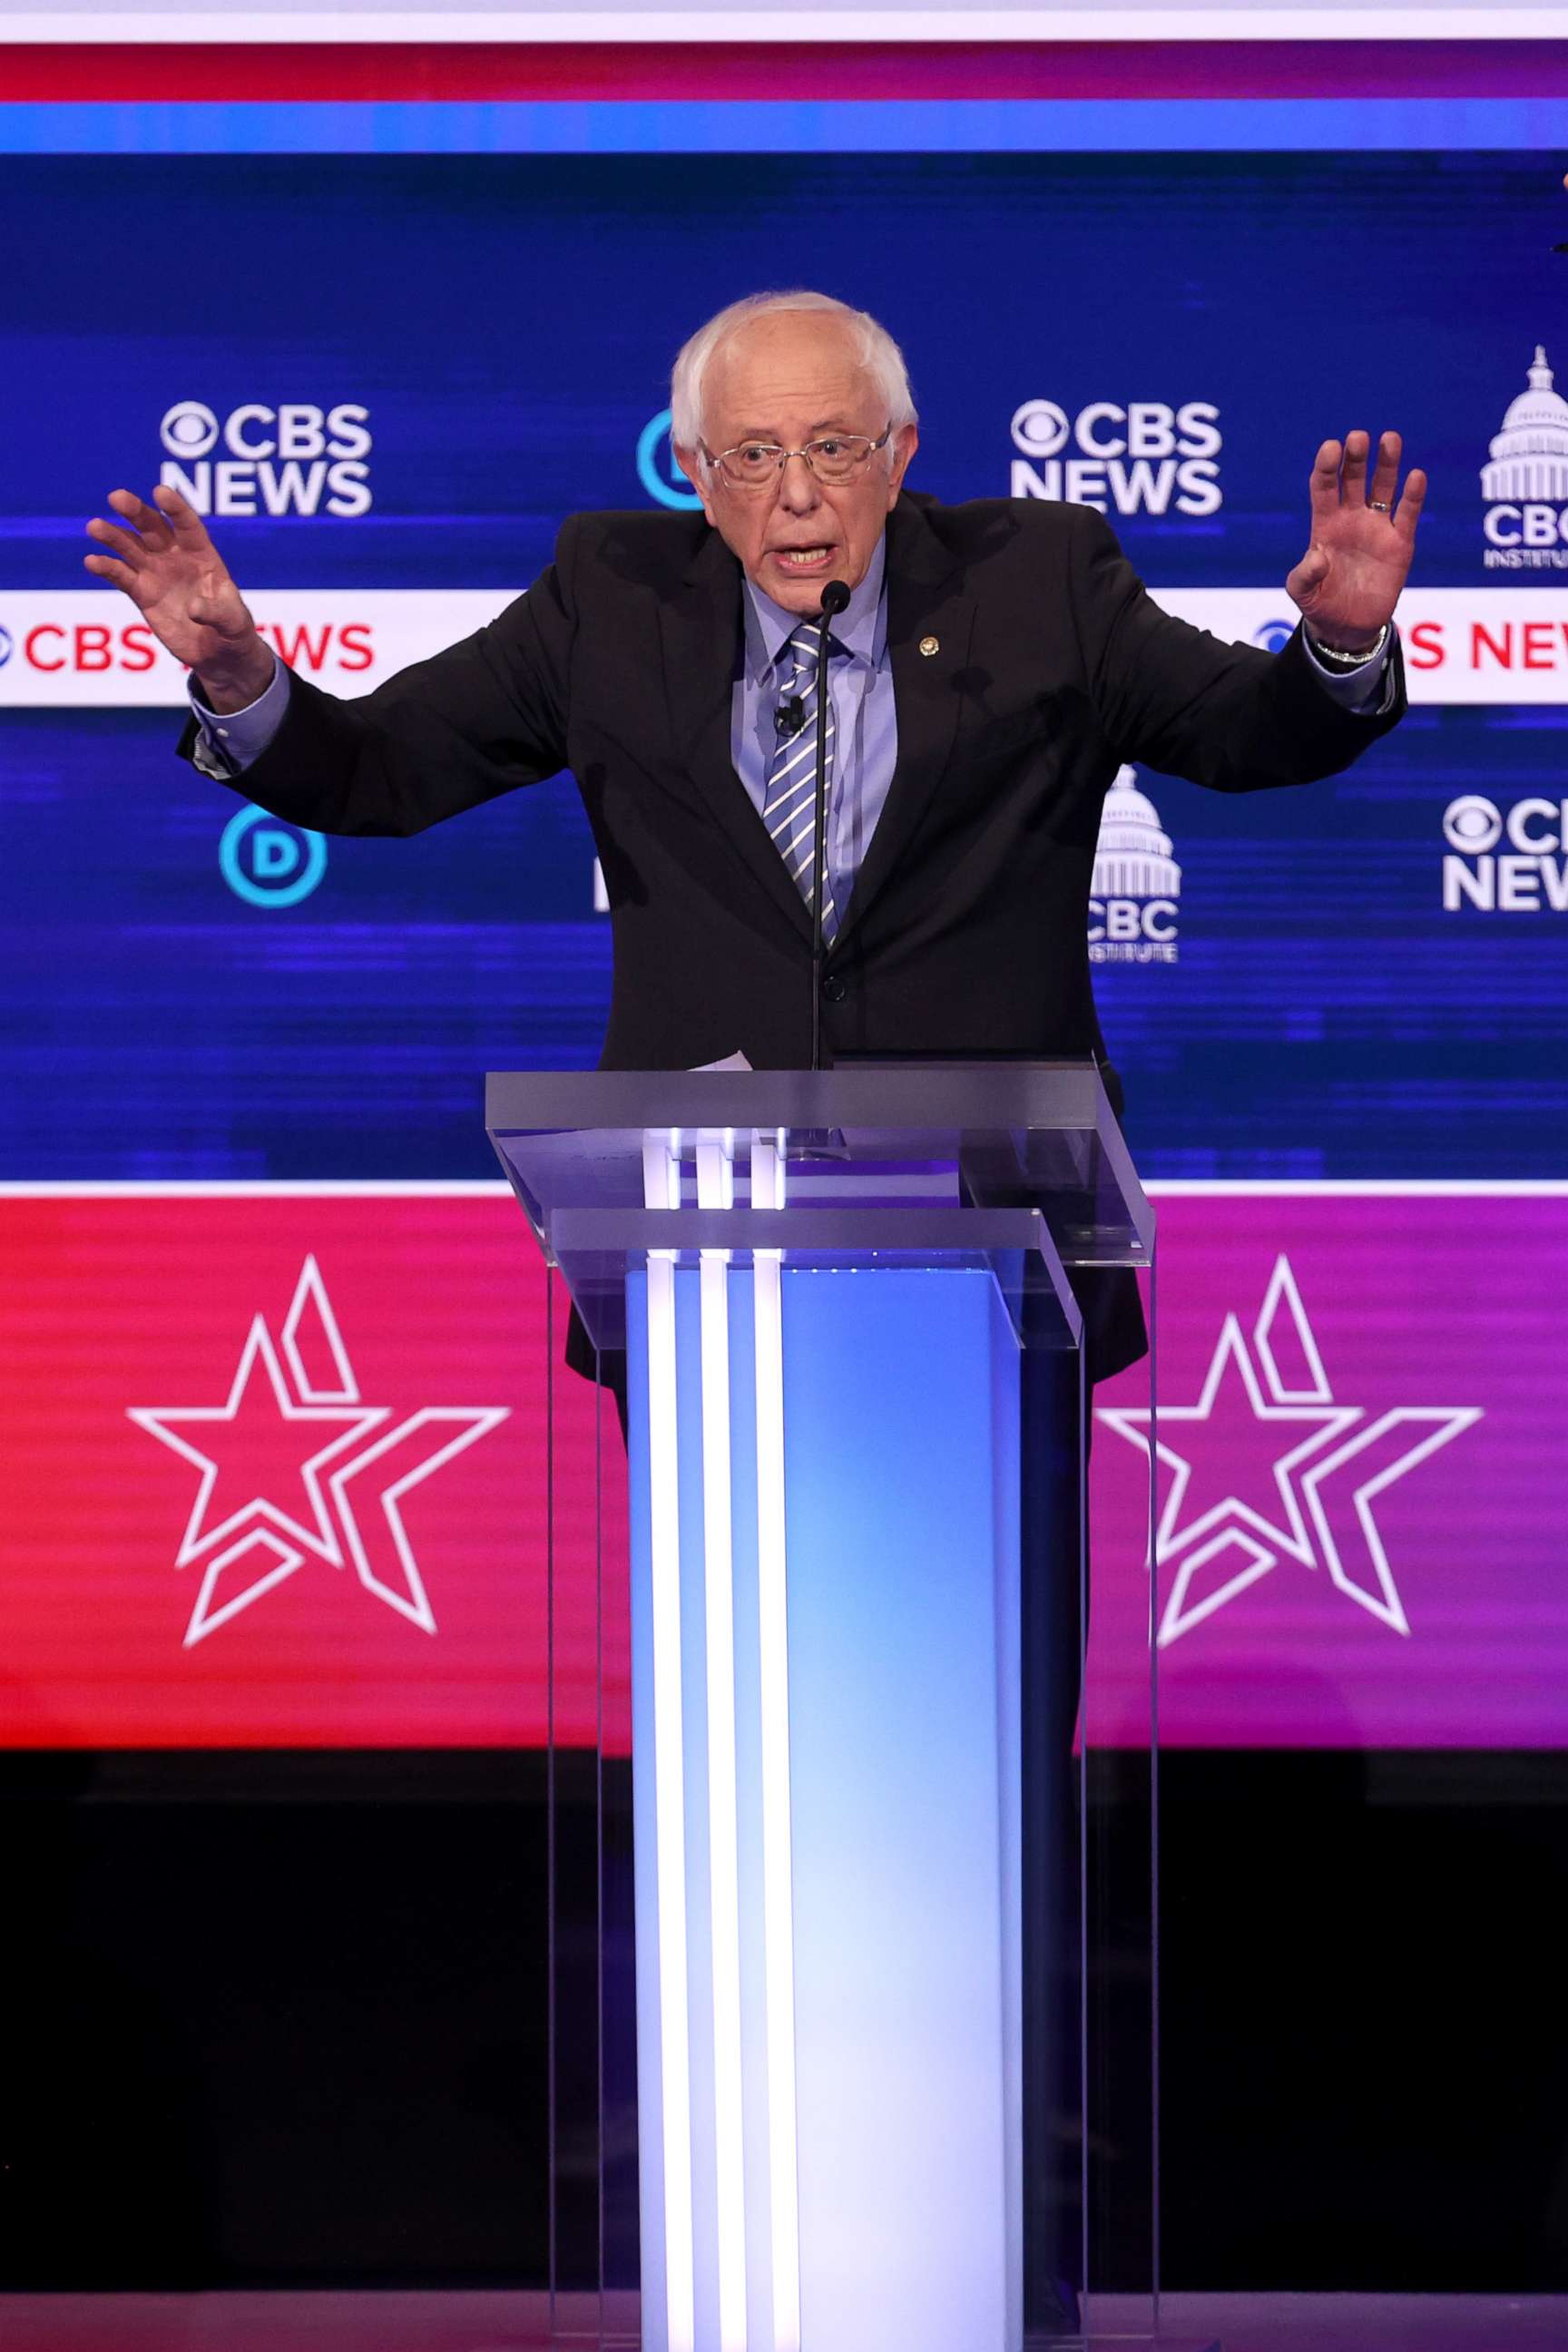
[128,1256,510,1649]
[1096,1256,1482,1647]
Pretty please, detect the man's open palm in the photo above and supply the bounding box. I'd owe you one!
[83,485,265,689]
[1287,428,1426,648]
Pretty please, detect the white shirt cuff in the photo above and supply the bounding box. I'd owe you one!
[1301,622,1396,717]
[189,653,289,777]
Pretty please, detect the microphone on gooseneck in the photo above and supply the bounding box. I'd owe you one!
[808,579,852,1074]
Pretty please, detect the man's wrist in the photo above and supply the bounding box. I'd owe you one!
[192,641,276,713]
[1304,621,1388,664]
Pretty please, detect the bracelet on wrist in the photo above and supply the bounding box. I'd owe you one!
[1306,623,1387,666]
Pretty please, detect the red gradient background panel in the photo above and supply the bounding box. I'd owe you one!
[5,43,1565,102]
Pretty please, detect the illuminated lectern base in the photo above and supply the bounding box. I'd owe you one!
[485,1065,1159,2352]
[628,1254,1022,2352]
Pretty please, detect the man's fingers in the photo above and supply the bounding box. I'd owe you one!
[1395,466,1428,542]
[1308,438,1344,517]
[86,515,147,566]
[152,482,214,550]
[105,489,177,556]
[83,551,141,594]
[1367,430,1402,510]
[1340,428,1372,505]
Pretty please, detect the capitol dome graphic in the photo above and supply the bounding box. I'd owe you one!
[1093,767,1181,901]
[1481,346,1568,502]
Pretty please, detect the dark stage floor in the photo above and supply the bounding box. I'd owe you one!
[0,2296,1563,2349]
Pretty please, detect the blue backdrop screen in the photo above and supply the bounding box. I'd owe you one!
[3,150,1565,1180]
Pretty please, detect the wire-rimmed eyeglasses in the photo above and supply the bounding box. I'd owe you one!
[702,423,895,492]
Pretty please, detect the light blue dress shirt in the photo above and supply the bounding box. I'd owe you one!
[729,534,896,924]
[191,523,1396,910]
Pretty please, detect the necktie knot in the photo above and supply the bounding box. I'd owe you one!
[779,620,840,673]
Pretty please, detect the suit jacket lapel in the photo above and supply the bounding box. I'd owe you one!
[834,496,975,949]
[658,527,815,946]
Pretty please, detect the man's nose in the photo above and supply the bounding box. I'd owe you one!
[777,452,822,512]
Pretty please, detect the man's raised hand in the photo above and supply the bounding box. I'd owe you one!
[1286,428,1426,652]
[83,485,274,710]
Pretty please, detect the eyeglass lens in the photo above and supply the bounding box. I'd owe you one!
[720,436,877,487]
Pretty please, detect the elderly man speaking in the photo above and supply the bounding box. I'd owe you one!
[87,288,1421,2332]
[86,288,1419,1112]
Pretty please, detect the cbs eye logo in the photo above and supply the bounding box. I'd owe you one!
[1008,400,1073,459]
[162,401,221,459]
[1442,797,1504,855]
[219,805,328,907]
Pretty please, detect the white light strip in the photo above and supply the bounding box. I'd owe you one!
[8,11,1567,44]
[5,585,1568,713]
[3,1178,1563,1201]
[750,1129,802,2352]
[642,1129,695,2352]
[695,1129,748,2352]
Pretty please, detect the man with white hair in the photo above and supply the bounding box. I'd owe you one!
[86,287,1417,1136]
[85,283,1417,1385]
[87,289,1418,2330]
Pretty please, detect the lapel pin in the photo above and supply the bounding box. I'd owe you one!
[919,634,939,657]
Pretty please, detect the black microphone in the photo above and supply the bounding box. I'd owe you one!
[774,693,807,740]
[809,579,852,1073]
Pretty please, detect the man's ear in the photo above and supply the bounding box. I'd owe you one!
[886,423,919,508]
[672,445,718,527]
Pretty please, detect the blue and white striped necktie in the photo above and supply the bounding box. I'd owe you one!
[763,621,838,941]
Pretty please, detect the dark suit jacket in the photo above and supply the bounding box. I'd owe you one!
[184,490,1406,1377]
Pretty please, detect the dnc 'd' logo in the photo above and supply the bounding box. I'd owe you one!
[1090,766,1181,964]
[1480,346,1568,570]
[160,398,373,519]
[219,805,328,908]
[637,408,703,512]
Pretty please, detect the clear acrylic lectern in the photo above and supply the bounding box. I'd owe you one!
[487,1063,1177,2352]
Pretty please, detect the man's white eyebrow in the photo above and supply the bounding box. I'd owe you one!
[723,416,862,440]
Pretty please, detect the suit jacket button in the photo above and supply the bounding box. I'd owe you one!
[821,973,848,1004]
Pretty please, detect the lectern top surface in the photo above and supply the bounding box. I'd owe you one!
[485,1059,1110,1135]
[485,1059,1153,1276]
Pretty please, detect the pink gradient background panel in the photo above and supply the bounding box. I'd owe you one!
[1090,1194,1567,1749]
